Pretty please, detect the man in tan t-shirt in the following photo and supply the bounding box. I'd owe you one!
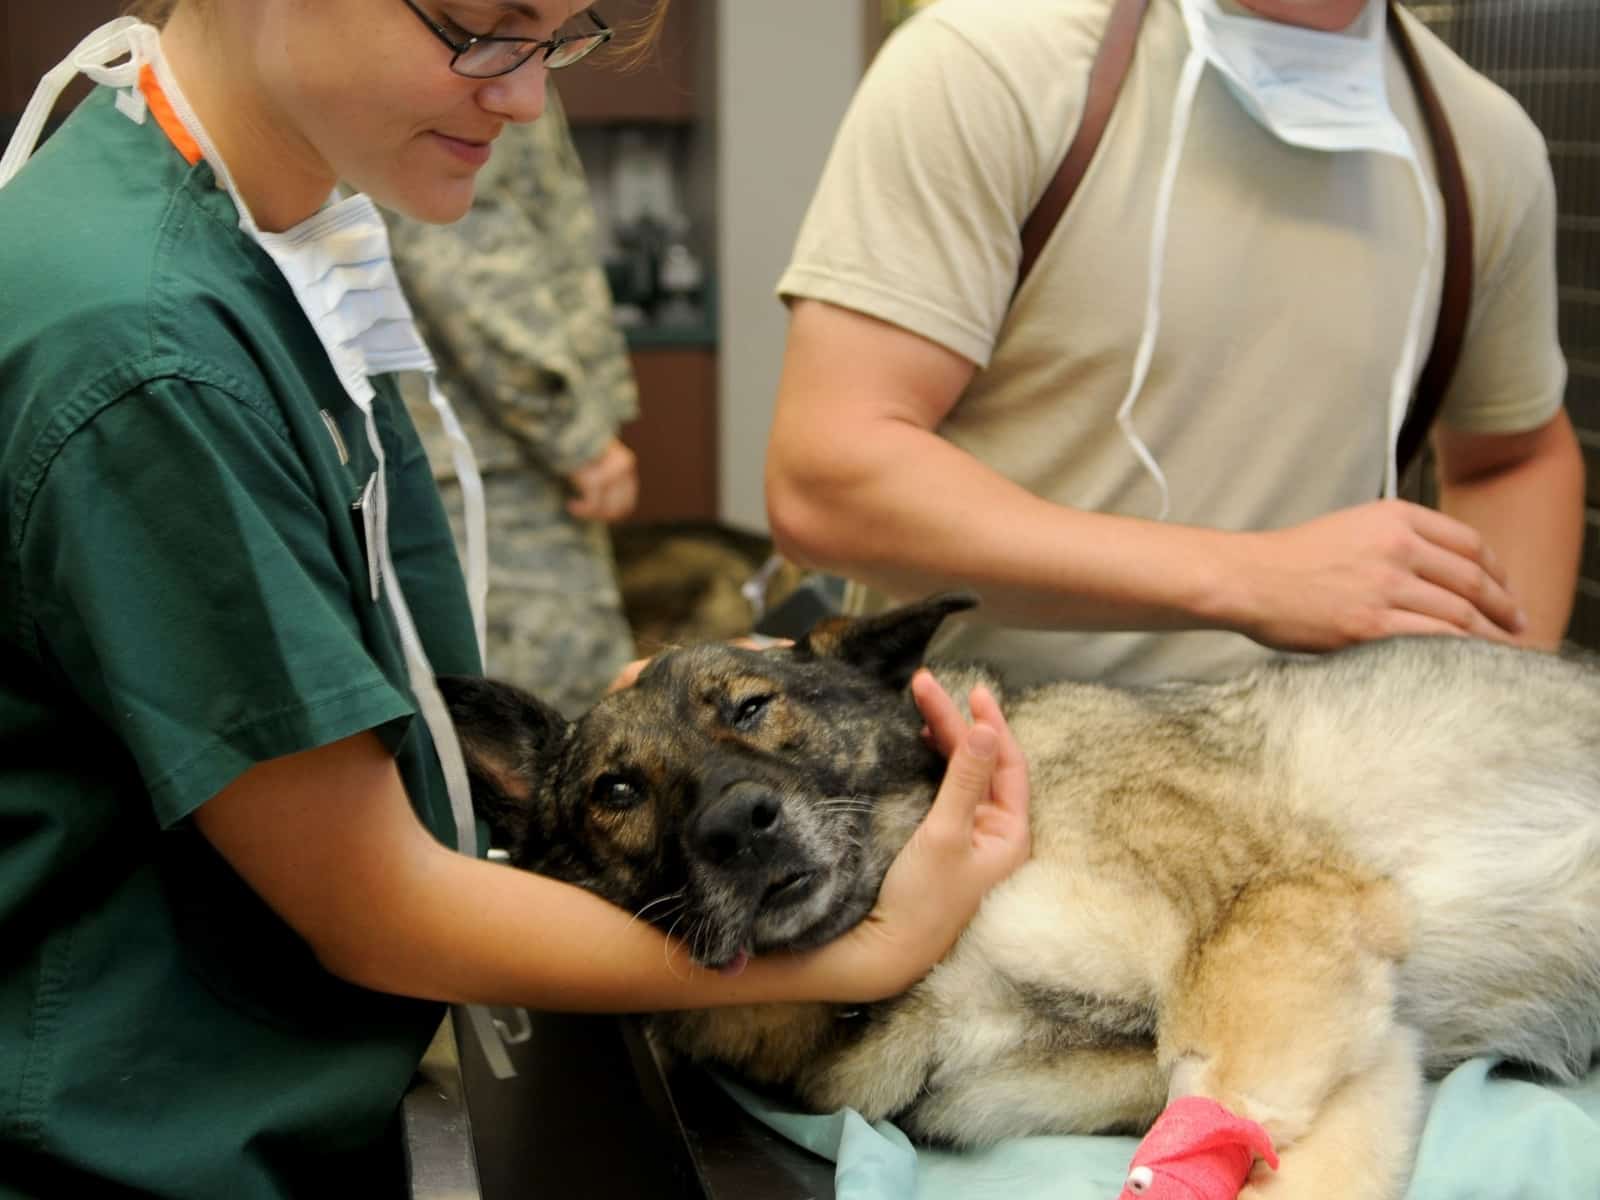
[768,0,1584,686]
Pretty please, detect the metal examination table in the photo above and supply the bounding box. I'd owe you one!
[403,1006,837,1199]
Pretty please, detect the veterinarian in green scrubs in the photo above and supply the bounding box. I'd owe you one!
[0,3,1031,1196]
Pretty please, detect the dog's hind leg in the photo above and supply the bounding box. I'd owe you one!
[1155,866,1416,1198]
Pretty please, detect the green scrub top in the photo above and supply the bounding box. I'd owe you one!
[0,86,483,1197]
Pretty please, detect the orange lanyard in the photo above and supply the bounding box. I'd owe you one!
[138,63,201,165]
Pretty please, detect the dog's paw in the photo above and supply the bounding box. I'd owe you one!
[1165,1057,1312,1153]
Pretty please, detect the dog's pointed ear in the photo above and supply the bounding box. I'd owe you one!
[437,674,570,856]
[796,592,978,689]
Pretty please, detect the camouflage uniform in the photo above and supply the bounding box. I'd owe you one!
[388,94,639,717]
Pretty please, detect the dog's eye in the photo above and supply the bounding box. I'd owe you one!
[590,772,644,811]
[731,694,771,732]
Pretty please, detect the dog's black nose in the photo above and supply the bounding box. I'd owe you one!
[690,780,783,867]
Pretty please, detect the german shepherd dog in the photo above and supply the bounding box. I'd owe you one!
[441,595,1600,1199]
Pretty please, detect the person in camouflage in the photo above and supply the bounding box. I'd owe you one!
[388,92,640,717]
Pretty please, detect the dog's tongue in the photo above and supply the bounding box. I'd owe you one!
[718,949,751,977]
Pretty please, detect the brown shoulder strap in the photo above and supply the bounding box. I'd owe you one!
[1015,0,1150,296]
[1015,0,1473,479]
[1387,0,1474,475]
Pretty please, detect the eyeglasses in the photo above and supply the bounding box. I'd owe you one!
[402,1,613,79]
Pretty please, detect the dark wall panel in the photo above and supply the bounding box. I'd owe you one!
[1411,0,1600,649]
[2,2,127,131]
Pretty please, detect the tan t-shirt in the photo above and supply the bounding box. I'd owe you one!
[778,0,1565,686]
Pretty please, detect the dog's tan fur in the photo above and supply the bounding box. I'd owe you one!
[444,595,1600,1199]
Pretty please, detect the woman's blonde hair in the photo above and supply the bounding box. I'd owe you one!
[602,1,674,69]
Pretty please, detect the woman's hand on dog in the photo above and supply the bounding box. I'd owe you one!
[823,670,1031,1001]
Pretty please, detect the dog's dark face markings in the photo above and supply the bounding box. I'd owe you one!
[441,595,976,970]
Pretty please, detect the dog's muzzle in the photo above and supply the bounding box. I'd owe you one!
[690,776,786,868]
[689,771,822,916]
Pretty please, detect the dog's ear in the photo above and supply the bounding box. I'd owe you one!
[437,674,570,856]
[797,592,978,689]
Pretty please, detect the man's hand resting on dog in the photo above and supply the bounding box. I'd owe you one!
[812,669,1032,1001]
[1220,500,1528,650]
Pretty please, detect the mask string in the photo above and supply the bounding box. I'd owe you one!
[425,377,490,661]
[1115,46,1208,522]
[362,413,479,861]
[0,17,144,187]
[1384,151,1443,497]
[361,409,520,1083]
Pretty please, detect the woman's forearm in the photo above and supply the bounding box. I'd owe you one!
[200,690,1027,1015]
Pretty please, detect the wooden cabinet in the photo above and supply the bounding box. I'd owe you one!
[564,0,720,525]
[2,3,126,123]
[622,347,718,523]
[556,0,704,124]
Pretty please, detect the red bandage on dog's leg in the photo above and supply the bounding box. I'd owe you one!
[1115,1096,1279,1200]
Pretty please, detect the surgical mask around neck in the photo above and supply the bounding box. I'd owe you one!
[1181,0,1414,158]
[252,194,491,666]
[1112,0,1440,516]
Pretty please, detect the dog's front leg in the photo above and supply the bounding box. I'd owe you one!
[1154,868,1421,1200]
[1236,1025,1424,1200]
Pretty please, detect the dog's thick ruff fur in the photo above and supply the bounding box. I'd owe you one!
[443,596,1600,1200]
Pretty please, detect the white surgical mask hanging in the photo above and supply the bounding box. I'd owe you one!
[1115,0,1441,516]
[249,195,491,664]
[3,19,517,1079]
[1184,0,1414,158]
